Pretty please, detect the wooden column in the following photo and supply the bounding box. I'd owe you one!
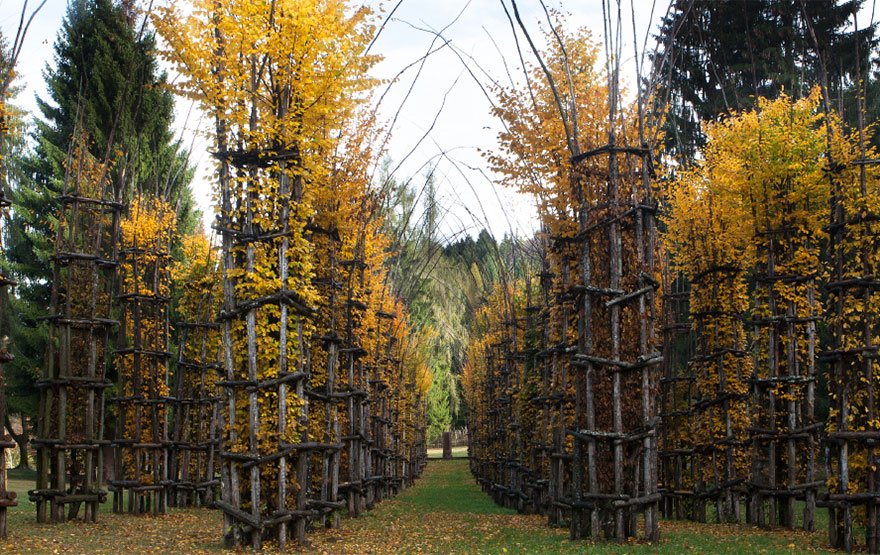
[658,264,695,521]
[34,141,118,523]
[749,227,819,530]
[111,203,174,516]
[568,144,661,542]
[215,152,315,549]
[169,304,221,508]
[0,189,17,535]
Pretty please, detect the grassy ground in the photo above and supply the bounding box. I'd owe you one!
[426,445,468,459]
[0,462,838,553]
[307,460,835,554]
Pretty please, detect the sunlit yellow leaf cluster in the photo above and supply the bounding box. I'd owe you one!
[487,26,629,243]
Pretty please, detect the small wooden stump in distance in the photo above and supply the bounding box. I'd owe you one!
[442,432,452,460]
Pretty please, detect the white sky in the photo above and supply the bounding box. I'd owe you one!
[0,0,667,241]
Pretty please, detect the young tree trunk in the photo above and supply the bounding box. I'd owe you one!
[4,413,29,470]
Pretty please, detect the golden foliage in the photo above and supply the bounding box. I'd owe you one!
[663,90,846,492]
[155,0,426,530]
[117,195,176,481]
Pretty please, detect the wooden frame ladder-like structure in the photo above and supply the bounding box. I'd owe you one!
[169,296,221,508]
[340,254,369,516]
[823,151,880,552]
[33,145,119,523]
[658,262,694,521]
[0,185,16,536]
[566,143,661,542]
[304,230,345,526]
[111,202,174,515]
[215,151,315,549]
[747,225,819,530]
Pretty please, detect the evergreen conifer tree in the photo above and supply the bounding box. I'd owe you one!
[654,0,877,159]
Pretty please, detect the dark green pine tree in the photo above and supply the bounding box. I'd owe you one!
[1,26,38,469]
[653,0,877,161]
[1,0,198,467]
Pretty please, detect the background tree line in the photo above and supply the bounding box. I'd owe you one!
[380,163,536,443]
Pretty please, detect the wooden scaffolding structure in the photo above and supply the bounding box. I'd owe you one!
[369,314,398,504]
[498,311,525,512]
[528,256,556,517]
[0,181,17,536]
[168,296,221,507]
[821,52,880,544]
[819,12,880,546]
[547,249,576,528]
[214,148,315,549]
[340,255,369,516]
[747,226,819,530]
[520,281,545,515]
[111,202,174,515]
[658,263,694,521]
[469,338,493,497]
[305,230,345,527]
[477,339,505,505]
[690,264,750,523]
[823,154,880,550]
[566,144,661,542]
[33,142,119,523]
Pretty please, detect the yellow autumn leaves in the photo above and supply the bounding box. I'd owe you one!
[150,0,430,534]
[663,88,880,497]
[117,196,176,479]
[664,89,829,278]
[488,26,634,242]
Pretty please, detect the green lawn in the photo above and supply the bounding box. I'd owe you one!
[426,445,468,459]
[0,462,839,553]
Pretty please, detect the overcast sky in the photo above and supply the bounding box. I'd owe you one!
[0,0,667,241]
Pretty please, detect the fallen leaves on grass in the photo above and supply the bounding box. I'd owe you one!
[3,509,221,554]
[0,461,836,554]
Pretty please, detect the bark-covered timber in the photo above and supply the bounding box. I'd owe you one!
[33,139,119,524]
[168,294,221,508]
[0,174,16,536]
[111,199,175,516]
[658,262,695,521]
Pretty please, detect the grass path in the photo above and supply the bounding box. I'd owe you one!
[307,460,834,554]
[0,461,839,553]
[425,445,468,459]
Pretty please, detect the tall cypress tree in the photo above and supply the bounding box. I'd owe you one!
[1,0,197,465]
